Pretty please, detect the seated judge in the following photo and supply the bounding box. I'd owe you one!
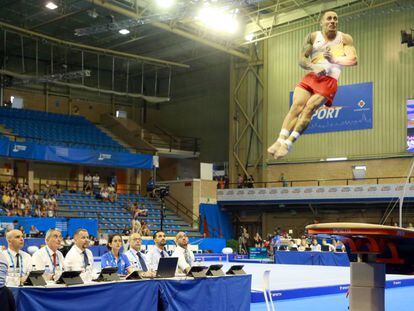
[171,232,194,274]
[125,233,149,272]
[64,229,94,281]
[32,228,65,280]
[101,234,133,275]
[2,229,32,280]
[0,251,16,311]
[147,231,169,271]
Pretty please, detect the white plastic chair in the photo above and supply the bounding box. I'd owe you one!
[222,247,233,262]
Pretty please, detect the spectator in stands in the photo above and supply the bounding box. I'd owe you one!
[140,221,151,236]
[147,231,169,271]
[100,186,109,202]
[29,225,39,237]
[131,219,141,234]
[146,177,155,197]
[0,251,16,311]
[84,182,92,196]
[334,239,346,252]
[217,177,225,190]
[125,233,152,275]
[98,232,107,246]
[2,229,32,279]
[63,235,73,247]
[109,173,117,191]
[107,184,117,203]
[172,232,194,274]
[101,234,134,276]
[64,229,94,282]
[18,226,25,238]
[280,173,288,187]
[288,239,298,251]
[298,238,309,251]
[54,181,62,195]
[31,228,64,280]
[237,174,244,188]
[43,181,51,195]
[310,238,321,252]
[246,175,255,188]
[322,239,336,252]
[92,173,100,193]
[224,175,230,189]
[270,230,281,252]
[84,172,92,192]
[254,232,263,247]
[122,225,131,236]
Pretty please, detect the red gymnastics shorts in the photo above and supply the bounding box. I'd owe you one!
[297,72,338,107]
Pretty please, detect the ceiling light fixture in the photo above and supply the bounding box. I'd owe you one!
[45,2,58,10]
[118,29,130,35]
[155,0,176,9]
[196,6,239,34]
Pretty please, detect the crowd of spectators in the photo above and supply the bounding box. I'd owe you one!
[1,179,59,217]
[237,226,346,255]
[84,172,117,202]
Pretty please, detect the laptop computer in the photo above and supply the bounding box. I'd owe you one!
[156,257,178,278]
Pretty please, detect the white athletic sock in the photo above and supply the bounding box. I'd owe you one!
[290,131,300,140]
[279,129,290,138]
[284,139,293,149]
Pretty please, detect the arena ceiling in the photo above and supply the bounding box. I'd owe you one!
[0,0,408,100]
[0,1,404,70]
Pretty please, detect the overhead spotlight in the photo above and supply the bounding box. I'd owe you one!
[155,0,175,9]
[196,6,239,34]
[45,1,58,10]
[245,33,254,42]
[119,29,130,35]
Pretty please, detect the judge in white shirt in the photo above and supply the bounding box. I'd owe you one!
[171,232,194,274]
[147,231,169,271]
[125,233,150,272]
[31,228,65,280]
[64,229,94,281]
[2,229,32,281]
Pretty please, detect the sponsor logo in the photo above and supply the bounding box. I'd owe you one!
[258,190,266,194]
[227,191,234,195]
[269,189,278,194]
[236,191,244,195]
[339,286,350,291]
[292,189,301,194]
[328,188,338,192]
[304,188,313,193]
[271,292,282,297]
[98,153,112,160]
[368,187,377,192]
[311,106,343,120]
[354,187,363,192]
[381,186,391,191]
[316,188,325,193]
[247,190,255,195]
[281,189,289,194]
[341,187,351,192]
[393,281,401,286]
[354,99,370,112]
[12,145,27,152]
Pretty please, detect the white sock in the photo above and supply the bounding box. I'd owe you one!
[284,139,293,149]
[291,131,300,140]
[279,129,290,138]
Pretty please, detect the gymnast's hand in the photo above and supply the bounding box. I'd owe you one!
[323,48,335,64]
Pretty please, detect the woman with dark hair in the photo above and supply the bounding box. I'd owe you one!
[100,234,133,275]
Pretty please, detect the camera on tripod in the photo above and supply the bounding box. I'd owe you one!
[153,184,169,198]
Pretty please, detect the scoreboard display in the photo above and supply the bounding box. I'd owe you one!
[249,247,268,260]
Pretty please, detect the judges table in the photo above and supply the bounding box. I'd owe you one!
[11,275,252,311]
[274,251,350,267]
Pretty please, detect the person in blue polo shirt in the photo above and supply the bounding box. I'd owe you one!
[101,234,133,275]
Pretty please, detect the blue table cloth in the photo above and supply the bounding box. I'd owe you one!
[11,275,252,311]
[274,251,350,266]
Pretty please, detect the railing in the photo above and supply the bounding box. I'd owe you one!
[164,194,199,228]
[225,176,414,189]
[142,126,200,154]
[0,175,141,194]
